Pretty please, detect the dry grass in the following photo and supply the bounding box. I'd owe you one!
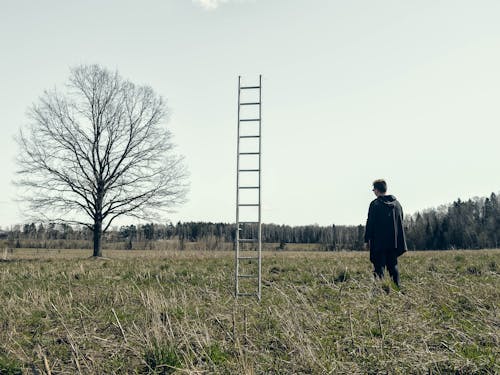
[0,249,498,374]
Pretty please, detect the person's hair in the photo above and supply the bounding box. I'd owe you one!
[373,179,387,193]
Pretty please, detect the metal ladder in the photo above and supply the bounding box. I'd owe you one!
[235,75,262,301]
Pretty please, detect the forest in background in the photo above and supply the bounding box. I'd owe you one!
[2,192,500,251]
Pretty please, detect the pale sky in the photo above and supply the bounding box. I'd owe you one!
[1,0,500,228]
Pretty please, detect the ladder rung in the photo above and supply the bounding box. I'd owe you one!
[239,169,260,172]
[238,239,258,242]
[238,274,258,278]
[239,135,260,138]
[239,152,260,155]
[238,256,259,260]
[240,102,260,105]
[237,293,258,297]
[240,119,260,122]
[240,86,260,90]
[238,204,259,206]
[239,186,260,189]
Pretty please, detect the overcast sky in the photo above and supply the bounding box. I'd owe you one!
[1,0,500,228]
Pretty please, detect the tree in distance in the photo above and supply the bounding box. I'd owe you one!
[16,64,189,257]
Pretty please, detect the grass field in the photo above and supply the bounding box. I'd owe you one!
[0,249,498,374]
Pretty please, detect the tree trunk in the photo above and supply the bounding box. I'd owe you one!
[93,220,103,257]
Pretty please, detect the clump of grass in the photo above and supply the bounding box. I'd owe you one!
[456,295,475,312]
[487,260,497,272]
[428,263,438,272]
[205,343,228,365]
[144,343,181,374]
[334,268,350,283]
[0,355,22,375]
[370,327,382,338]
[467,265,482,275]
[269,266,282,274]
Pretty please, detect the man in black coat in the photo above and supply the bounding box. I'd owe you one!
[364,179,407,287]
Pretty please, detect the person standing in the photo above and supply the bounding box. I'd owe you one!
[364,179,407,287]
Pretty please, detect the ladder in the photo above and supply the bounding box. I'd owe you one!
[235,75,262,301]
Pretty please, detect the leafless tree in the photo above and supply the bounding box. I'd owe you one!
[16,64,189,257]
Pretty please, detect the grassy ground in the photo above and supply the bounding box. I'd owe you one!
[0,249,498,374]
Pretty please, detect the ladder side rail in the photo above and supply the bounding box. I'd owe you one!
[258,74,262,301]
[235,76,241,297]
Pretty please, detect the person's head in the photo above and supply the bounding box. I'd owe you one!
[372,179,387,197]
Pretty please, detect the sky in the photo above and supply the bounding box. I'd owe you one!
[1,0,500,228]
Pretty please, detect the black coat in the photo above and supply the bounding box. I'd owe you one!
[364,195,407,261]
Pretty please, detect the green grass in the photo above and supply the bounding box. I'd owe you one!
[0,249,499,374]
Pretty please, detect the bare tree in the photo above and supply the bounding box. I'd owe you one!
[16,64,189,257]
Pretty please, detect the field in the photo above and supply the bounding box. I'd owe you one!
[0,249,498,374]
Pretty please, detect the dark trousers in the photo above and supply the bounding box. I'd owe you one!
[372,248,400,286]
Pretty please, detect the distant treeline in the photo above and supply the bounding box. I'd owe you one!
[1,221,365,251]
[3,192,500,251]
[406,192,500,250]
